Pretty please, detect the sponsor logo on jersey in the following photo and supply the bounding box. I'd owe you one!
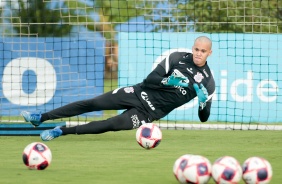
[194,72,204,83]
[179,61,185,64]
[203,69,209,77]
[131,114,140,129]
[124,87,134,93]
[175,86,187,95]
[141,91,155,110]
[186,67,193,74]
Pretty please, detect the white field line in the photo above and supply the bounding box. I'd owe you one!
[65,121,282,131]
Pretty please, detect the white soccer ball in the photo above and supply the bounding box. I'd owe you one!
[212,156,242,184]
[22,142,52,170]
[242,156,273,184]
[136,123,162,149]
[173,154,212,184]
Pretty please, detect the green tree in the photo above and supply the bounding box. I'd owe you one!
[152,0,282,33]
[7,0,281,78]
[8,0,282,35]
[9,1,72,37]
[64,0,158,78]
[7,0,159,78]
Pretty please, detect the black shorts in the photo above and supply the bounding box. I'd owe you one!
[115,108,151,129]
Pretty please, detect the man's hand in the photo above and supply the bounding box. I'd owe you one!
[193,83,208,110]
[162,75,188,87]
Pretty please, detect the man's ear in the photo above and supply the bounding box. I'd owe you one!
[208,50,212,56]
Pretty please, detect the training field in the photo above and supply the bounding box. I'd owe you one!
[0,129,281,184]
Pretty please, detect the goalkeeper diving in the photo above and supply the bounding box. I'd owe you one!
[21,36,215,141]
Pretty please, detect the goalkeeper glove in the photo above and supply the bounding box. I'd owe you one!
[193,83,208,110]
[162,75,188,87]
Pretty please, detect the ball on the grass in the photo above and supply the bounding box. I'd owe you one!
[173,154,212,184]
[242,156,272,184]
[136,123,162,149]
[211,156,242,184]
[22,142,52,170]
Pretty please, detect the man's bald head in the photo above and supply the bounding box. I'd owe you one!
[194,36,212,50]
[192,36,213,67]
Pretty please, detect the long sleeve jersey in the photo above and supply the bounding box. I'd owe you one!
[133,51,215,122]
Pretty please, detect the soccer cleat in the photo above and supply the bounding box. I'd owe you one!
[21,111,42,127]
[40,126,62,141]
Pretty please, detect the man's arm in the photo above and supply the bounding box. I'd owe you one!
[193,83,214,122]
[145,51,189,86]
[144,64,167,86]
[144,65,188,87]
[198,100,212,122]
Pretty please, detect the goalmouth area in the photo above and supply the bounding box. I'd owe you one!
[0,1,281,134]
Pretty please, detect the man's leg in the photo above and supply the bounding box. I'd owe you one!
[22,87,142,125]
[40,108,151,141]
[43,88,139,120]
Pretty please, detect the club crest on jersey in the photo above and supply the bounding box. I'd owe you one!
[194,72,204,83]
[124,87,134,93]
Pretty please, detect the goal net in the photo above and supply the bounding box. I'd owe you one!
[0,0,281,133]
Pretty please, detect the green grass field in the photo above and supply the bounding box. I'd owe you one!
[0,130,281,184]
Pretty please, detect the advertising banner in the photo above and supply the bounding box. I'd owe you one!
[119,33,281,123]
[0,37,104,116]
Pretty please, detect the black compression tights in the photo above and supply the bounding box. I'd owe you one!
[40,89,139,122]
[60,108,148,135]
[40,89,149,135]
[61,114,131,135]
